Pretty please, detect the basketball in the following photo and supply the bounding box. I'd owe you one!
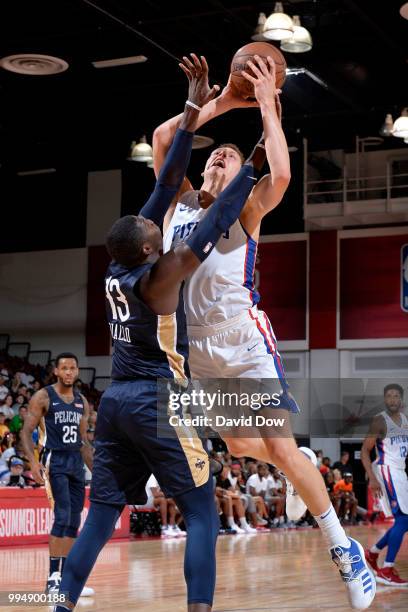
[230,41,287,99]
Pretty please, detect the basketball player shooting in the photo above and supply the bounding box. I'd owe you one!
[362,383,408,587]
[52,54,266,612]
[153,53,376,609]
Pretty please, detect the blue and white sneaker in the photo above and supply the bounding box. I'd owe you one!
[330,537,376,610]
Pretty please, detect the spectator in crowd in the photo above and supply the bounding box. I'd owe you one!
[32,380,42,392]
[265,466,286,528]
[219,464,257,533]
[247,463,281,526]
[332,450,353,476]
[0,375,9,402]
[324,471,336,501]
[319,457,331,476]
[16,369,34,388]
[0,394,15,419]
[0,456,25,487]
[9,405,27,434]
[0,409,10,438]
[146,474,185,537]
[332,468,342,484]
[10,372,23,395]
[333,472,357,524]
[229,461,267,527]
[244,460,257,479]
[12,394,26,414]
[17,383,28,398]
[314,450,323,469]
[216,465,256,533]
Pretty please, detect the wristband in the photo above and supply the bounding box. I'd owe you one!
[185,100,202,111]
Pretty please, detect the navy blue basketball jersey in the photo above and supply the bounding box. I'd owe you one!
[105,261,189,381]
[43,385,84,451]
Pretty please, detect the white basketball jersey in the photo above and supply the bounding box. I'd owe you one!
[163,191,260,326]
[375,410,408,469]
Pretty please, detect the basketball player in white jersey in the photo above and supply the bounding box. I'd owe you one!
[153,53,376,609]
[362,383,408,587]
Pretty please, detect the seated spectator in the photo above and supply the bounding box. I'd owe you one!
[16,369,34,388]
[12,394,26,414]
[246,463,274,526]
[229,461,267,527]
[320,457,331,476]
[244,460,257,479]
[265,466,286,528]
[146,474,185,537]
[0,410,10,438]
[332,468,342,484]
[324,471,336,502]
[0,375,9,402]
[32,380,42,392]
[333,472,357,524]
[314,450,323,469]
[9,405,27,434]
[332,450,353,476]
[0,456,25,487]
[0,394,15,419]
[217,464,257,533]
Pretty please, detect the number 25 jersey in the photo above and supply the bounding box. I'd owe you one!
[43,385,84,450]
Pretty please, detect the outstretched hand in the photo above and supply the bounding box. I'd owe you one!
[179,53,220,109]
[218,75,260,110]
[242,55,282,121]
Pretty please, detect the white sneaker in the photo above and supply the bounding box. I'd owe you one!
[330,537,376,609]
[172,525,186,537]
[241,523,257,534]
[256,515,268,526]
[80,585,95,597]
[161,526,177,537]
[231,523,245,534]
[285,478,308,522]
[46,571,61,593]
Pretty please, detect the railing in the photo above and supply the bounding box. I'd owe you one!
[306,168,408,209]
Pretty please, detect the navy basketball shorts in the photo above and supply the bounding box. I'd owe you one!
[41,448,85,524]
[90,380,210,506]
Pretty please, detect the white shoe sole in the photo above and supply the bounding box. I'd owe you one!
[346,538,376,610]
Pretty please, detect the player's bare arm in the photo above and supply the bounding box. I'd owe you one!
[153,64,258,233]
[20,388,49,485]
[361,414,386,497]
[79,395,94,472]
[240,56,291,235]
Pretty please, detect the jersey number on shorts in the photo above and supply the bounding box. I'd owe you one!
[105,276,130,322]
[62,425,78,444]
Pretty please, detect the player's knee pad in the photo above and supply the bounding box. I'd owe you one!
[65,511,82,538]
[51,505,71,537]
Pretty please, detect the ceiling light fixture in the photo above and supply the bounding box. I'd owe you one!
[379,113,394,137]
[0,54,68,75]
[392,108,408,138]
[251,13,267,41]
[263,2,294,41]
[281,15,313,53]
[129,136,153,162]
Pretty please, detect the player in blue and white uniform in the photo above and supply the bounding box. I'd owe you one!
[21,353,94,596]
[53,54,266,612]
[362,383,408,586]
[154,54,375,609]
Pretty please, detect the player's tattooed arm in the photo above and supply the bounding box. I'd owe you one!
[79,395,94,472]
[20,388,49,485]
[361,414,386,498]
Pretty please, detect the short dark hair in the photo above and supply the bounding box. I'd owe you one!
[55,352,78,367]
[384,383,403,397]
[106,215,146,268]
[214,143,245,164]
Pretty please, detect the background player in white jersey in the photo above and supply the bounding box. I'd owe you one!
[153,54,375,609]
[362,384,408,587]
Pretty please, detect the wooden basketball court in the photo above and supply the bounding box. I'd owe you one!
[2,526,407,611]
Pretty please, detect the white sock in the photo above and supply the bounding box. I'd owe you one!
[279,516,285,524]
[313,505,349,549]
[273,517,279,525]
[383,561,394,568]
[239,517,249,528]
[370,545,381,554]
[227,517,235,528]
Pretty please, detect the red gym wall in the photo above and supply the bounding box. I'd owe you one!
[85,230,408,355]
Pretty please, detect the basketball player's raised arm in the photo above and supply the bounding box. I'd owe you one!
[79,395,93,472]
[139,140,265,315]
[361,415,385,497]
[139,54,220,226]
[20,388,49,485]
[240,56,291,228]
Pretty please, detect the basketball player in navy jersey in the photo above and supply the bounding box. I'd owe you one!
[52,55,266,612]
[153,55,376,609]
[21,352,94,596]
